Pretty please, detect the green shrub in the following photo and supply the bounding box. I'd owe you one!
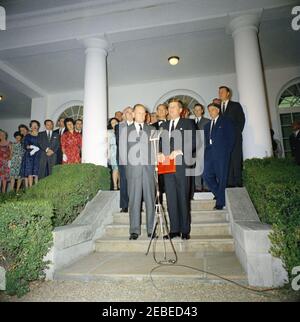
[0,200,53,297]
[244,158,300,278]
[0,163,110,297]
[22,163,110,227]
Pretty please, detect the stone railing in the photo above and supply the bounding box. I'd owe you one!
[226,187,288,287]
[44,190,119,280]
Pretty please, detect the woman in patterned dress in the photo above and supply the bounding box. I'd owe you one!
[61,118,82,164]
[107,118,119,190]
[10,131,25,193]
[0,129,12,193]
[21,120,41,188]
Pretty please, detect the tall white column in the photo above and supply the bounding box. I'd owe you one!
[229,13,273,159]
[82,37,109,166]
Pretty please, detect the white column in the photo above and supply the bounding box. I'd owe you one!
[82,37,109,166]
[229,13,273,159]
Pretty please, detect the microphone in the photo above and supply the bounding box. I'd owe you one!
[149,129,163,142]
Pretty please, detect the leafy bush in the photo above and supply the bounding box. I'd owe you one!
[0,200,53,297]
[0,163,110,296]
[244,158,300,278]
[21,163,110,227]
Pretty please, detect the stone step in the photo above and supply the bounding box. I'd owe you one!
[163,199,216,211]
[95,235,235,253]
[113,210,227,224]
[54,251,247,283]
[105,222,230,237]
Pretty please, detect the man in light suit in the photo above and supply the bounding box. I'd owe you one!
[38,119,60,179]
[125,104,156,240]
[219,86,245,187]
[193,103,210,193]
[203,103,235,210]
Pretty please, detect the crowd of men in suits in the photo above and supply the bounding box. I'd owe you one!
[115,86,246,241]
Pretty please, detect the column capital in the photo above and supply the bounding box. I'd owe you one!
[79,36,112,54]
[227,10,263,36]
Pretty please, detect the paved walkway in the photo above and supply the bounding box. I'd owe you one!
[1,279,297,302]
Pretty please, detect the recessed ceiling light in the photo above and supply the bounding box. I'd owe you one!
[0,95,4,102]
[168,56,180,66]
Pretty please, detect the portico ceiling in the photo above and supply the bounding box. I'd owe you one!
[0,0,299,118]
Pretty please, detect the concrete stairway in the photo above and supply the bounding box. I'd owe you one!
[55,197,247,284]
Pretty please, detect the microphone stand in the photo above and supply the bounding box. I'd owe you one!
[145,129,177,264]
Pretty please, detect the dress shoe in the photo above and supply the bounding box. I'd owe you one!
[168,232,181,239]
[181,233,190,240]
[120,208,128,213]
[148,233,158,238]
[214,205,224,210]
[129,233,139,240]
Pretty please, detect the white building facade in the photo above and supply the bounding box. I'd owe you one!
[0,0,299,165]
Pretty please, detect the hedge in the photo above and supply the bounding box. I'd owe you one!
[243,158,300,279]
[0,200,53,297]
[21,163,110,227]
[0,163,110,296]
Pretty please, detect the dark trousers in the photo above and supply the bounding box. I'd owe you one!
[163,167,191,235]
[203,152,230,207]
[227,134,243,187]
[119,165,129,209]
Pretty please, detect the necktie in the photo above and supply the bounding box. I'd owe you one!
[210,120,215,144]
[47,131,51,141]
[222,102,226,114]
[139,124,143,136]
[171,120,175,132]
[170,120,175,152]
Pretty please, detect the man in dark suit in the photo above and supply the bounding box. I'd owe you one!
[151,104,168,130]
[115,107,134,213]
[193,103,210,193]
[289,120,300,165]
[158,99,196,240]
[203,103,235,210]
[38,119,60,179]
[125,104,156,240]
[219,86,245,187]
[53,117,66,164]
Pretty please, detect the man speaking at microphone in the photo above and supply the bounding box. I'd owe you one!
[126,104,156,240]
[158,99,196,240]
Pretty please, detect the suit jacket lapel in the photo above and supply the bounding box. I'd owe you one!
[176,118,183,130]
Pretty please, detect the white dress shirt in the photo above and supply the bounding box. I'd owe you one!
[169,117,180,137]
[209,115,219,145]
[195,116,202,124]
[134,122,144,135]
[221,100,229,113]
